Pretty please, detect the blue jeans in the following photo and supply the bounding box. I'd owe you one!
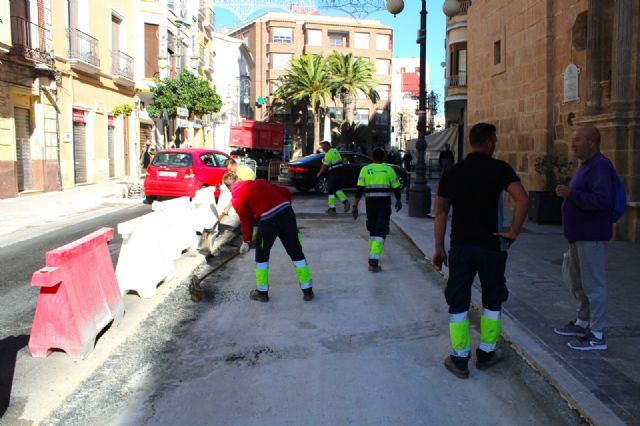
[445,245,508,314]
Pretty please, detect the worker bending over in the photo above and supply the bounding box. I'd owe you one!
[224,173,314,302]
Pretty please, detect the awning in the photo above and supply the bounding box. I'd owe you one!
[406,126,458,159]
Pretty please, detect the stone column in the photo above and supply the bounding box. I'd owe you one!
[585,0,603,114]
[610,0,633,110]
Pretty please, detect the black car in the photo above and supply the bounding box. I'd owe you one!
[280,151,409,194]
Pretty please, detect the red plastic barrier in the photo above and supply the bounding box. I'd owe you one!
[29,228,125,359]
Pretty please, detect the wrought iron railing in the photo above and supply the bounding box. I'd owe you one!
[10,16,54,66]
[447,71,467,87]
[69,28,100,67]
[460,0,472,13]
[111,50,133,80]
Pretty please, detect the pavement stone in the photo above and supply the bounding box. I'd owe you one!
[1,180,638,425]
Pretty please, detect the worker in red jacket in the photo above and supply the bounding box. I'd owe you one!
[223,173,314,302]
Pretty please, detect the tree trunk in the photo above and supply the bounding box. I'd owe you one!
[312,110,321,153]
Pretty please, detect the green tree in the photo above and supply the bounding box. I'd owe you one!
[146,70,222,119]
[328,52,379,123]
[331,120,370,152]
[273,54,334,154]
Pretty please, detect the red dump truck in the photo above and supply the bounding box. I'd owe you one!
[229,120,285,179]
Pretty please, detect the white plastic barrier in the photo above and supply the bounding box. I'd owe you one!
[152,197,198,260]
[216,184,237,219]
[116,212,175,298]
[191,187,219,233]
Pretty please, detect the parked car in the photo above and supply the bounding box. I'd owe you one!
[143,148,232,202]
[280,151,409,194]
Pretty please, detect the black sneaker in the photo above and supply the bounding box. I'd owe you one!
[475,349,503,370]
[249,289,269,303]
[568,332,607,351]
[553,321,589,337]
[326,208,337,216]
[342,199,351,213]
[302,288,314,301]
[368,265,382,273]
[444,355,470,379]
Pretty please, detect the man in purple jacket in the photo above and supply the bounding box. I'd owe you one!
[553,125,615,351]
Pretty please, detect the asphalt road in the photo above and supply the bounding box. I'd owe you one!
[0,204,150,341]
[43,217,583,426]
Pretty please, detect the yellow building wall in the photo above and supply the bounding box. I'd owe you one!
[0,1,11,50]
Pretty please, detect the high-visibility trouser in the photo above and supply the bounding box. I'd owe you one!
[369,236,385,266]
[327,172,346,208]
[449,311,470,357]
[479,308,501,352]
[254,206,311,291]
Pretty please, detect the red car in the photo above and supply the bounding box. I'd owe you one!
[143,148,232,202]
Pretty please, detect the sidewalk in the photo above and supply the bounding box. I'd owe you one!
[391,183,640,425]
[0,179,142,247]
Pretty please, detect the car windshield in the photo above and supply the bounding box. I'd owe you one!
[152,152,193,167]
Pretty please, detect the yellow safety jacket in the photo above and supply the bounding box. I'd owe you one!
[357,163,401,198]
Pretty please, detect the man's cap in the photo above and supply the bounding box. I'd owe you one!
[320,140,331,146]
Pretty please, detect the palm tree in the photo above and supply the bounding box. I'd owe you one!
[328,52,380,123]
[273,54,333,154]
[331,120,370,152]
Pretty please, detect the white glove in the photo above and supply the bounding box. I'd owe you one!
[239,242,250,254]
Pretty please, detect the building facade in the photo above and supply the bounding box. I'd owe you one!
[465,0,639,242]
[443,0,470,162]
[390,57,422,151]
[227,11,394,153]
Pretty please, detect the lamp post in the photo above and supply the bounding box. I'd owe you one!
[387,0,431,217]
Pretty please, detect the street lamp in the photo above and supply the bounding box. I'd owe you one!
[387,0,431,217]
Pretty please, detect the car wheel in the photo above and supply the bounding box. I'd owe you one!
[294,184,310,193]
[397,174,407,190]
[143,195,156,204]
[314,175,329,194]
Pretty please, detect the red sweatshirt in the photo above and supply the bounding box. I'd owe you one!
[230,179,292,242]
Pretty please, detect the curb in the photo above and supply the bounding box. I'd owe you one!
[391,217,625,426]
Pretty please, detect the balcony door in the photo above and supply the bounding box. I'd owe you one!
[10,0,29,47]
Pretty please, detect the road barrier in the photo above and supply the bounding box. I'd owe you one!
[192,187,219,234]
[116,213,174,298]
[152,196,198,260]
[29,228,125,359]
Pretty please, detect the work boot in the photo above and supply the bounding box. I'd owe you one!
[342,199,351,213]
[475,349,503,370]
[444,355,470,379]
[302,288,314,301]
[368,264,382,273]
[249,289,269,303]
[326,208,337,216]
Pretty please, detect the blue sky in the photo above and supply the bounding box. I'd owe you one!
[214,2,447,117]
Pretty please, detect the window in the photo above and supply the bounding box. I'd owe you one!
[328,32,347,48]
[144,23,159,78]
[269,80,282,96]
[272,27,292,44]
[494,40,501,65]
[271,53,292,70]
[328,107,343,120]
[375,59,390,75]
[376,34,390,50]
[354,108,369,125]
[243,32,250,47]
[376,85,389,100]
[214,153,231,166]
[375,109,388,125]
[449,42,467,86]
[354,33,369,49]
[200,153,216,167]
[306,29,322,46]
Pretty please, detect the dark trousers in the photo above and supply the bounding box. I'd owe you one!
[445,245,508,314]
[365,198,391,239]
[327,170,344,194]
[255,207,304,263]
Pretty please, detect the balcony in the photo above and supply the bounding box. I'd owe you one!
[460,0,472,13]
[205,8,215,34]
[447,72,467,88]
[9,16,54,67]
[204,51,215,74]
[198,0,207,20]
[198,43,206,68]
[68,28,100,74]
[111,50,134,86]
